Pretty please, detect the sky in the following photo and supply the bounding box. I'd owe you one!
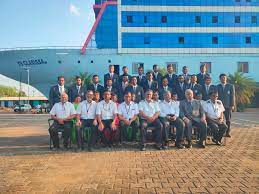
[0,0,95,48]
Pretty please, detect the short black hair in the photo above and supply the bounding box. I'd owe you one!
[200,64,206,69]
[58,75,65,80]
[205,75,211,80]
[75,76,81,80]
[92,75,98,78]
[182,66,187,69]
[153,64,158,69]
[219,73,227,78]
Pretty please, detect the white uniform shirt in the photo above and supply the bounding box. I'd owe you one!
[50,102,76,119]
[203,100,225,120]
[118,101,139,120]
[138,100,160,118]
[159,100,180,118]
[96,100,118,120]
[77,100,97,120]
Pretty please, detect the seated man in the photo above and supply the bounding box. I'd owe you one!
[118,92,139,142]
[180,89,207,148]
[159,91,185,149]
[49,92,76,150]
[76,90,98,151]
[203,91,227,145]
[138,90,163,151]
[96,90,118,147]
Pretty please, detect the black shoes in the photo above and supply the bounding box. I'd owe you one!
[197,141,206,148]
[226,133,231,138]
[212,138,222,146]
[186,141,192,149]
[140,145,146,151]
[176,143,185,149]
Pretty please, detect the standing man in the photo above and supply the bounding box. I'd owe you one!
[182,66,190,84]
[118,75,130,102]
[119,66,131,84]
[96,90,118,146]
[158,77,172,100]
[202,76,217,101]
[69,76,87,102]
[118,92,140,142]
[76,90,98,151]
[164,64,178,89]
[88,75,104,98]
[125,76,144,103]
[138,90,163,151]
[197,64,210,86]
[176,75,189,101]
[49,93,76,150]
[203,91,227,145]
[49,76,69,108]
[143,72,158,92]
[104,65,119,88]
[180,89,207,148]
[137,66,146,87]
[190,74,202,97]
[159,91,185,149]
[152,64,163,87]
[104,78,118,94]
[217,73,235,137]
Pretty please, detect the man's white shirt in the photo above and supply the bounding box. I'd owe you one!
[96,100,118,120]
[118,101,139,120]
[203,99,225,120]
[77,100,97,120]
[159,100,180,118]
[138,100,160,118]
[50,102,76,119]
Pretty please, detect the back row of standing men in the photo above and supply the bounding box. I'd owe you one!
[49,64,235,144]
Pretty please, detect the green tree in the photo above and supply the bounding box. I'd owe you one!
[228,72,256,111]
[0,85,26,97]
[68,72,93,87]
[158,67,168,77]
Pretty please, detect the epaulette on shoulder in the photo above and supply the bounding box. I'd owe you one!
[206,100,210,103]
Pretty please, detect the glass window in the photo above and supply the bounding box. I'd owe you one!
[246,0,251,2]
[252,16,257,24]
[212,37,218,44]
[178,37,184,44]
[144,16,148,23]
[237,62,249,73]
[200,62,212,73]
[132,62,144,74]
[127,15,133,23]
[246,37,251,44]
[235,16,240,23]
[166,62,178,74]
[235,0,240,2]
[212,16,218,23]
[161,16,167,23]
[195,16,201,23]
[144,37,150,44]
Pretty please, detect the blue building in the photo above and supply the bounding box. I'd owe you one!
[0,0,258,96]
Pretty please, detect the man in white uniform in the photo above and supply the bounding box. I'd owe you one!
[49,93,76,150]
[203,91,227,145]
[159,91,185,149]
[118,92,139,142]
[139,90,163,151]
[96,90,118,147]
[76,90,98,151]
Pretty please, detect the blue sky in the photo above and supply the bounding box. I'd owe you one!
[0,0,95,48]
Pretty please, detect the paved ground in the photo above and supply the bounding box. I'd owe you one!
[0,112,258,193]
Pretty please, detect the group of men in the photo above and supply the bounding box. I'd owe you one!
[48,63,235,151]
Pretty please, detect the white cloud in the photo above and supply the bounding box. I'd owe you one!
[69,3,80,16]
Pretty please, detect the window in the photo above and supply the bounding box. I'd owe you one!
[132,62,144,74]
[144,37,150,44]
[212,37,218,44]
[238,62,249,73]
[252,16,257,24]
[212,16,218,23]
[144,16,148,23]
[127,16,133,23]
[161,16,167,23]
[178,37,185,44]
[246,36,251,44]
[166,62,178,73]
[235,0,240,2]
[195,16,201,23]
[246,0,251,2]
[200,62,212,73]
[235,16,240,23]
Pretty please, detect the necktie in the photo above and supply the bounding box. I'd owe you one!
[181,84,183,90]
[133,86,136,92]
[77,86,80,94]
[206,86,209,94]
[95,84,97,91]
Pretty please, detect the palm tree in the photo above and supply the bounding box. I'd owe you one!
[228,72,256,111]
[68,72,93,87]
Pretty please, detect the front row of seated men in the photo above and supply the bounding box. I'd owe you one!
[49,88,227,151]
